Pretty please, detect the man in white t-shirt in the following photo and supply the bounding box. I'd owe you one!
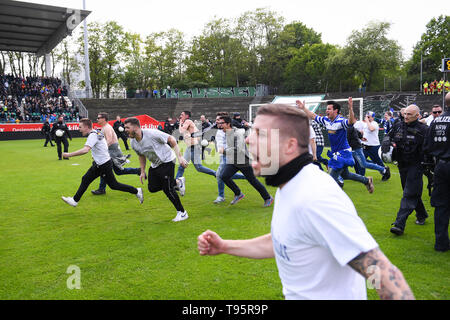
[197,104,414,300]
[124,117,189,222]
[359,112,386,170]
[421,105,443,126]
[91,113,141,196]
[61,118,143,207]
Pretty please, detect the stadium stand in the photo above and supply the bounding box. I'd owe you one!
[0,74,78,123]
[81,96,274,122]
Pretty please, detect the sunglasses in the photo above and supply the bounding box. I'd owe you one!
[432,111,442,114]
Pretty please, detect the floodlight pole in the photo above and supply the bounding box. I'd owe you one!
[83,0,92,98]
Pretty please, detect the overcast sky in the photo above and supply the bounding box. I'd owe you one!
[27,0,448,59]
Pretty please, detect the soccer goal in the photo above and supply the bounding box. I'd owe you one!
[249,98,364,124]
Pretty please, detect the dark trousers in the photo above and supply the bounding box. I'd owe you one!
[73,160,137,202]
[220,164,271,201]
[118,133,129,150]
[56,137,69,159]
[363,145,385,168]
[394,163,428,229]
[98,165,141,191]
[44,133,54,146]
[148,161,184,212]
[431,161,450,251]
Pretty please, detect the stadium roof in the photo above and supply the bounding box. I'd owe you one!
[0,0,90,56]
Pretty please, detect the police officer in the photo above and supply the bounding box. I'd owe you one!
[423,93,450,252]
[51,115,72,160]
[113,115,129,150]
[41,118,54,147]
[389,104,429,235]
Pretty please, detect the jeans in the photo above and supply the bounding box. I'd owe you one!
[216,155,245,198]
[98,165,141,191]
[363,145,384,168]
[220,164,271,201]
[176,144,216,179]
[330,166,369,185]
[352,147,385,176]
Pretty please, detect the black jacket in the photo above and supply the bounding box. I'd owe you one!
[51,121,72,140]
[389,119,428,165]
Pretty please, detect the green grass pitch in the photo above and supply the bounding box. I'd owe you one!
[0,138,448,300]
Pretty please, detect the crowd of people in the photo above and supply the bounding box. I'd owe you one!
[0,74,79,123]
[422,79,450,95]
[52,93,449,300]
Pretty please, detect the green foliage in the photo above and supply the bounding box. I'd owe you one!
[343,21,403,91]
[406,15,450,89]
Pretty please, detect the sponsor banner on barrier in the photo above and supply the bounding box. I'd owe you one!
[0,115,164,132]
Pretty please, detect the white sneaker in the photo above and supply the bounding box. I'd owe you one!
[62,196,78,207]
[177,177,186,196]
[136,187,144,204]
[172,210,189,222]
[213,196,225,204]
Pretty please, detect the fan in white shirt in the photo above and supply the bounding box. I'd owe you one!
[197,104,414,300]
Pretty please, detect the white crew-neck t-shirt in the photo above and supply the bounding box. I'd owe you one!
[131,129,175,168]
[271,163,378,300]
[85,131,110,166]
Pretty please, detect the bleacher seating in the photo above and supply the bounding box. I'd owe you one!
[0,74,77,123]
[81,96,274,122]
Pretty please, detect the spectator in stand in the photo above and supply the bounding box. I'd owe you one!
[423,81,429,95]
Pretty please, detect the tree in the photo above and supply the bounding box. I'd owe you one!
[55,39,81,86]
[102,21,127,98]
[343,21,403,91]
[235,8,285,86]
[144,29,186,89]
[406,15,450,88]
[283,43,337,93]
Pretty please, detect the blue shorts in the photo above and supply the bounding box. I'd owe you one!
[327,150,355,170]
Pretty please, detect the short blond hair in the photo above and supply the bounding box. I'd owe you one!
[256,104,310,148]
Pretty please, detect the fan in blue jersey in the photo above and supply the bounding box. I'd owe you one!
[296,98,374,193]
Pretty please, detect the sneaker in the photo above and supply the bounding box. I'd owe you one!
[230,193,245,205]
[263,197,274,207]
[136,187,144,204]
[177,177,186,196]
[62,196,78,207]
[213,196,225,204]
[390,224,404,236]
[415,219,426,225]
[365,176,374,193]
[381,166,391,181]
[172,210,189,222]
[91,189,106,195]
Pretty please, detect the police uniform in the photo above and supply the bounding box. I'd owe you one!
[51,120,72,160]
[424,110,450,251]
[41,121,54,147]
[113,120,129,150]
[389,118,429,234]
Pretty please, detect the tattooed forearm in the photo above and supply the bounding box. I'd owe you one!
[348,248,415,300]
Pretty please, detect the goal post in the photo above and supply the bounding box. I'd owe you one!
[249,98,364,124]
